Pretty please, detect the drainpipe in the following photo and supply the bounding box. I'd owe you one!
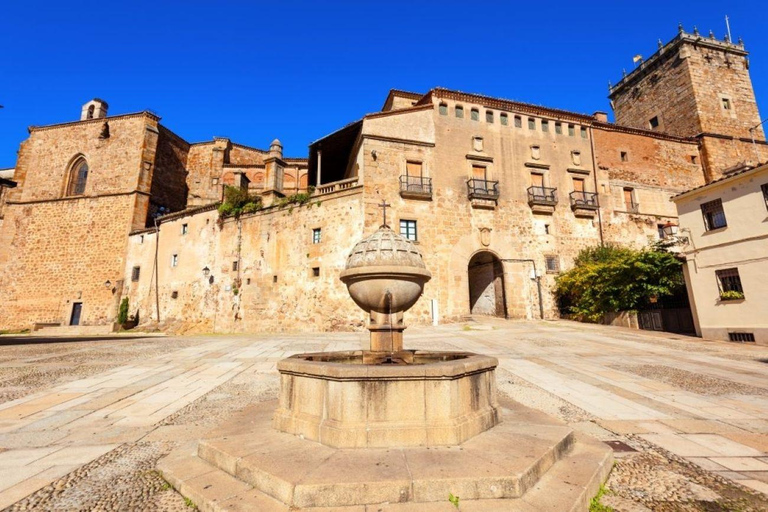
[588,126,605,246]
[153,216,161,323]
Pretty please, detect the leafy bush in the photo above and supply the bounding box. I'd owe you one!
[720,290,744,301]
[555,244,684,322]
[218,186,262,219]
[117,297,130,325]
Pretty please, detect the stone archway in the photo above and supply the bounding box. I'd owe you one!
[468,251,507,317]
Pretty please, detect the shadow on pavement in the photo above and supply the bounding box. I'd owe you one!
[0,335,155,346]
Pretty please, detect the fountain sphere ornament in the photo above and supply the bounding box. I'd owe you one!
[339,223,431,354]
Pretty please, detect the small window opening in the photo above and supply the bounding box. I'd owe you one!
[701,198,727,231]
[312,267,320,277]
[171,254,178,267]
[568,124,575,136]
[500,113,508,125]
[232,261,239,271]
[722,98,732,110]
[620,151,628,162]
[400,219,418,241]
[545,256,560,273]
[580,127,588,139]
[691,155,698,165]
[312,228,322,244]
[555,122,562,134]
[514,115,522,128]
[131,266,141,282]
[439,103,448,116]
[273,275,278,283]
[649,116,659,129]
[455,105,464,118]
[485,110,494,123]
[171,291,178,299]
[541,120,549,132]
[181,223,188,235]
[470,108,479,121]
[528,118,536,130]
[544,223,550,235]
[729,332,755,342]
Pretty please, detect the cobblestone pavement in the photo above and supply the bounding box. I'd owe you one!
[2,321,768,511]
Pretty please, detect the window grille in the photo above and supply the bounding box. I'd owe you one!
[455,105,464,118]
[485,111,494,123]
[541,120,549,132]
[528,118,536,130]
[729,332,755,342]
[514,116,522,128]
[716,268,743,295]
[439,103,448,115]
[500,113,508,125]
[701,198,727,231]
[545,256,560,273]
[555,122,562,134]
[470,109,479,121]
[312,228,322,244]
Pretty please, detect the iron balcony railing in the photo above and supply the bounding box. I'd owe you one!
[467,179,500,200]
[569,191,599,210]
[399,175,433,197]
[527,186,557,206]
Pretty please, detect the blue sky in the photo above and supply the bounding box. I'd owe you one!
[1,1,766,167]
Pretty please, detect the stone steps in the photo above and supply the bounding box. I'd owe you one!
[158,433,612,512]
[157,402,613,511]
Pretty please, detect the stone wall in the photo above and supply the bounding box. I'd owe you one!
[122,188,366,333]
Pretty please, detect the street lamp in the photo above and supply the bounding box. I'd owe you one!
[104,280,112,289]
[661,222,679,238]
[202,266,210,278]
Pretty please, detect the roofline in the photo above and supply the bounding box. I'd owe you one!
[0,177,17,188]
[28,111,161,133]
[609,30,748,99]
[381,89,426,110]
[426,87,596,123]
[592,120,697,144]
[309,119,364,148]
[364,103,435,120]
[671,162,768,202]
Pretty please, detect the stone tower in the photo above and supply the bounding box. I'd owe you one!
[609,27,767,180]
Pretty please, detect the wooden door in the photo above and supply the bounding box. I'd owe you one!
[70,302,82,326]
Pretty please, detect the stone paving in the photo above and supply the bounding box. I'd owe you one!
[0,320,768,510]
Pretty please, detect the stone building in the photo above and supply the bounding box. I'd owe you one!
[0,27,765,334]
[672,163,768,345]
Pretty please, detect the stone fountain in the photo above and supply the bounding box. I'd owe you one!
[158,208,614,511]
[272,222,500,447]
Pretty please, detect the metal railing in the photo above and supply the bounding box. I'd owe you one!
[467,179,500,200]
[399,175,432,197]
[527,186,557,206]
[569,191,599,209]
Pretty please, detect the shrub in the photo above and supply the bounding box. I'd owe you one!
[720,290,744,301]
[218,186,262,219]
[556,244,684,322]
[117,297,130,325]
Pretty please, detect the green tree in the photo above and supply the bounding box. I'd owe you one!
[555,244,685,322]
[117,297,130,325]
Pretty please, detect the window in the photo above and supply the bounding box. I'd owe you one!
[528,118,536,130]
[171,254,178,267]
[530,172,544,188]
[568,124,575,137]
[232,261,239,271]
[541,120,549,132]
[273,275,278,283]
[472,165,487,182]
[544,223,550,235]
[500,113,508,125]
[131,266,141,282]
[514,115,522,128]
[762,183,768,210]
[620,151,628,162]
[545,256,560,273]
[439,103,448,116]
[623,188,636,211]
[400,219,417,241]
[171,291,178,299]
[139,235,144,244]
[485,110,494,123]
[691,155,698,165]
[580,127,588,139]
[716,268,743,298]
[87,105,95,119]
[312,267,320,277]
[212,177,219,185]
[555,122,562,135]
[67,159,89,196]
[657,224,667,239]
[181,223,188,235]
[406,161,423,177]
[721,98,732,110]
[455,105,464,118]
[312,227,322,244]
[572,177,585,192]
[649,116,659,129]
[471,108,479,121]
[729,332,755,342]
[701,198,727,231]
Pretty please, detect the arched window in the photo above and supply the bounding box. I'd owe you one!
[67,159,89,196]
[87,105,95,119]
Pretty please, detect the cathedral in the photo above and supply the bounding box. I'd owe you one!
[1,28,766,334]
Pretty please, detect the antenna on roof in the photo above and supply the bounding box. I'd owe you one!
[725,15,732,43]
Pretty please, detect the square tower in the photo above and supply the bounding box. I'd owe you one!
[609,28,767,179]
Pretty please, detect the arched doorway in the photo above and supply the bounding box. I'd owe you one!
[468,251,507,317]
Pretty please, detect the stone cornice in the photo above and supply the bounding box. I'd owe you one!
[28,111,160,133]
[592,121,697,144]
[362,134,435,147]
[6,190,150,205]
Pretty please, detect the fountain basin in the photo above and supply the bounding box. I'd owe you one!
[273,350,500,448]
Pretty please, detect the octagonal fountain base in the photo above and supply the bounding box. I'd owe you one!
[273,350,500,448]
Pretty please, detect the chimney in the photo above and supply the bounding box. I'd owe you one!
[593,111,609,123]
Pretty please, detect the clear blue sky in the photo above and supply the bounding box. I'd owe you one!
[1,1,766,167]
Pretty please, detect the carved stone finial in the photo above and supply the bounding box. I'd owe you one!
[738,36,744,45]
[693,26,699,36]
[724,33,731,43]
[678,23,684,34]
[608,80,612,90]
[657,39,663,50]
[99,121,110,139]
[622,68,627,78]
[709,29,715,38]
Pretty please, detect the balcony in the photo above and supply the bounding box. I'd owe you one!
[399,175,433,200]
[570,191,599,217]
[467,179,499,200]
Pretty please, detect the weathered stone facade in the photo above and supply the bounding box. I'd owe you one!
[0,28,765,333]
